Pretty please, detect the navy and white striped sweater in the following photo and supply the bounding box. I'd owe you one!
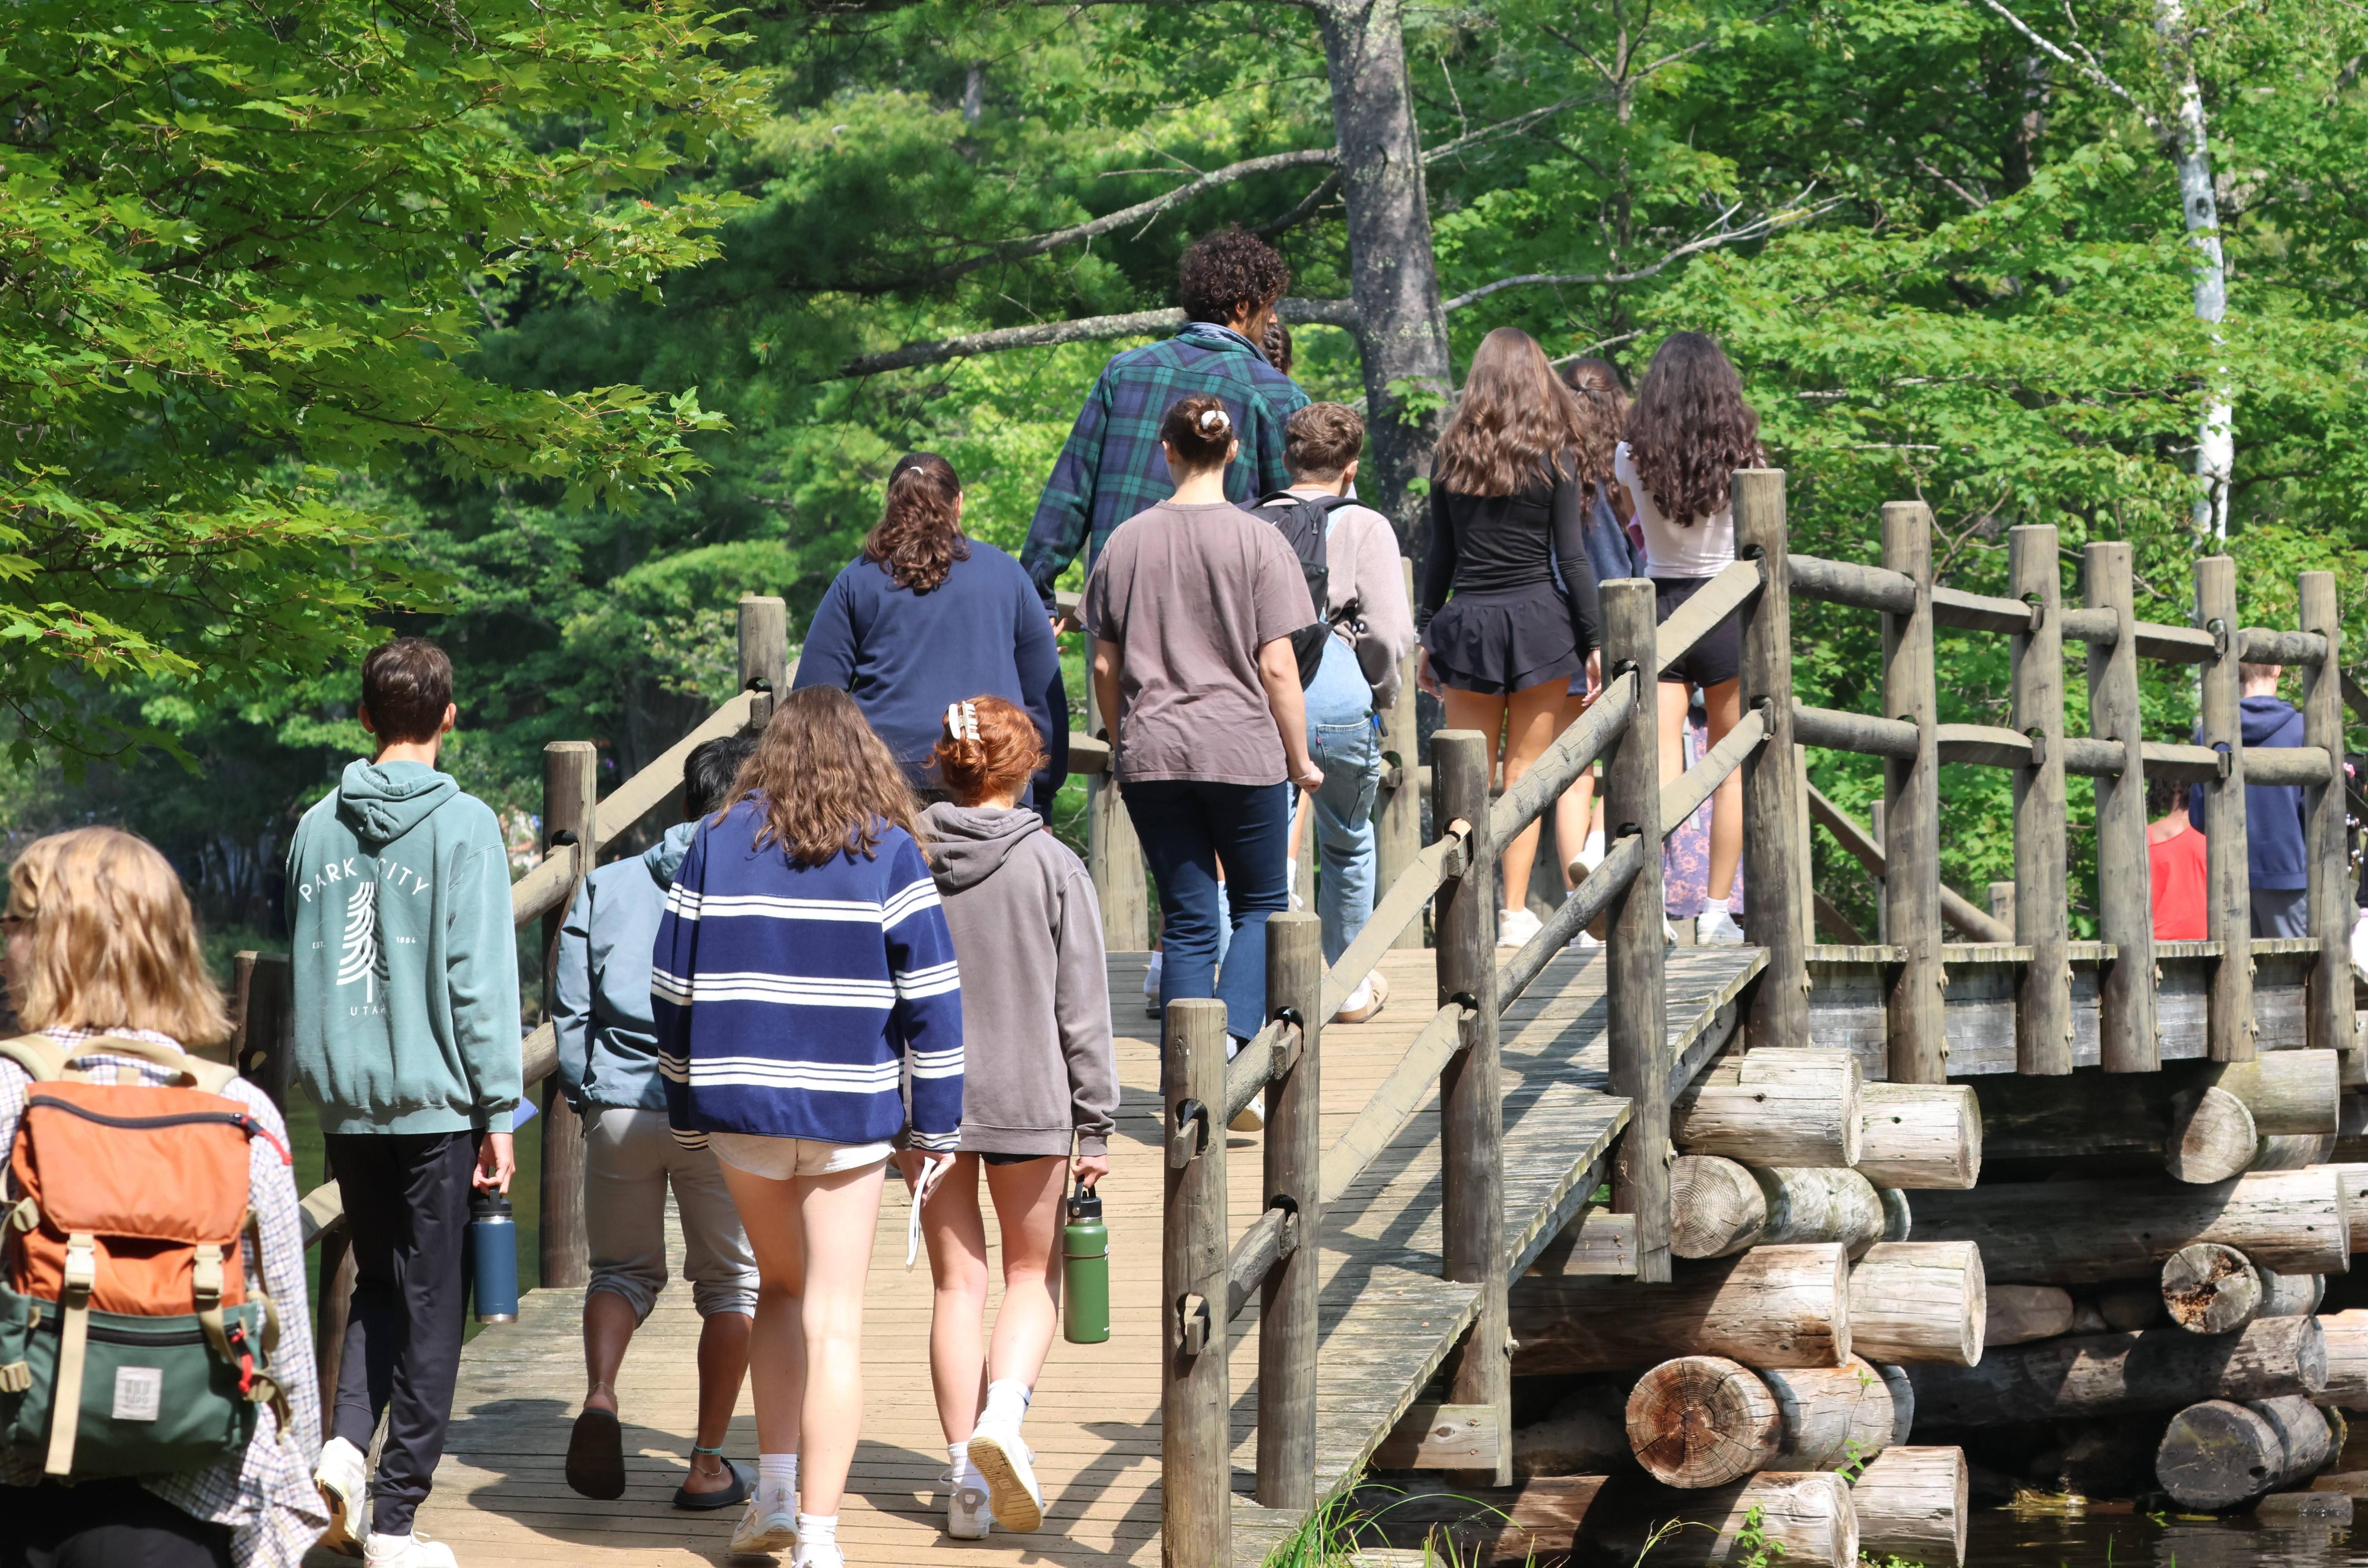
[654,801,964,1152]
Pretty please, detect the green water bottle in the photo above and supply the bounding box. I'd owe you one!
[1063,1181,1110,1344]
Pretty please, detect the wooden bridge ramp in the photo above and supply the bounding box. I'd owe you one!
[389,945,1758,1567]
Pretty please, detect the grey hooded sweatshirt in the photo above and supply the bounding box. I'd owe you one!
[921,802,1118,1157]
[553,821,696,1112]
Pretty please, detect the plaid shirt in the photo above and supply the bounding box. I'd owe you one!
[0,1029,327,1567]
[1022,321,1308,609]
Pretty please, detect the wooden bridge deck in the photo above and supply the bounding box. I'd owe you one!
[387,944,1761,1568]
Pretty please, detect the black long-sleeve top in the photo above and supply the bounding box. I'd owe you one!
[1419,464,1603,653]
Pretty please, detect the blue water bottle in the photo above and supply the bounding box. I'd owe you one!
[467,1190,520,1324]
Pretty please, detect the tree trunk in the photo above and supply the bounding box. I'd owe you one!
[2313,1162,2368,1253]
[2214,1054,2343,1136]
[1760,1168,1888,1258]
[1511,1244,1852,1374]
[2162,1241,2261,1333]
[1670,1155,1767,1260]
[1906,1317,2327,1427]
[2165,1085,2259,1184]
[2151,0,2233,542]
[1986,1283,2075,1347]
[2155,1395,2334,1510]
[2260,1268,2325,1319]
[1570,1472,1860,1568]
[1850,1446,1970,1568]
[1857,1082,1982,1190]
[1909,1170,2351,1284]
[2254,1134,2337,1171]
[2312,1308,2368,1408]
[1314,0,1453,539]
[1673,1158,1888,1259]
[1624,1356,1781,1488]
[1763,1355,1904,1470]
[1849,1242,1986,1366]
[1673,1050,1863,1168]
[1973,1056,2339,1169]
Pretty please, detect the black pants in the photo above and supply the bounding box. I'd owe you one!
[325,1130,481,1536]
[0,1479,233,1568]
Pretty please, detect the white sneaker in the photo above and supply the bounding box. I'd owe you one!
[1497,907,1543,948]
[790,1542,844,1568]
[945,1467,994,1539]
[364,1535,457,1568]
[1697,907,1746,946]
[316,1435,370,1556]
[966,1418,1045,1533]
[1143,952,1163,1017]
[1575,930,1602,949]
[1228,1096,1265,1134]
[730,1496,799,1557]
[1576,830,1606,872]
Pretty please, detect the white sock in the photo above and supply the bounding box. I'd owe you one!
[948,1441,978,1484]
[758,1452,798,1511]
[797,1513,838,1547]
[983,1379,1032,1431]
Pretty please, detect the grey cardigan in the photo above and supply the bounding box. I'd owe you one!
[922,802,1120,1156]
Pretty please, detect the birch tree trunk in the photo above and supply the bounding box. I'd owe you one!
[1316,0,1454,540]
[2154,0,2233,542]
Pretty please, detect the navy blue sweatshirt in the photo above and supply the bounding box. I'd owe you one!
[795,542,1068,795]
[2189,694,2310,891]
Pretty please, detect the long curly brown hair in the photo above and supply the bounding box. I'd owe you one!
[861,453,969,594]
[1432,328,1588,498]
[1624,332,1764,525]
[1559,357,1630,501]
[727,686,924,867]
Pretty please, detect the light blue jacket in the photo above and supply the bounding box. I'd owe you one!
[553,822,695,1112]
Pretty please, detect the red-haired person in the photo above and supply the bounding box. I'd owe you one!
[1617,332,1765,945]
[905,697,1118,1541]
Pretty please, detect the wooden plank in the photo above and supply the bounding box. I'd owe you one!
[1658,559,1763,677]
[1319,1002,1467,1205]
[2011,524,2072,1076]
[1527,1209,1639,1277]
[589,690,758,849]
[540,740,596,1289]
[2302,572,2355,1057]
[1372,1403,1502,1470]
[1882,501,1945,1084]
[1789,553,1915,614]
[1378,557,1427,951]
[1323,830,1463,1020]
[2199,556,2256,1062]
[1737,471,1809,1053]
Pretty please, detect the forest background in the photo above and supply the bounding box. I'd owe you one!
[7,0,2368,954]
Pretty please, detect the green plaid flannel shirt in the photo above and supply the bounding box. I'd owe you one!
[1022,321,1308,609]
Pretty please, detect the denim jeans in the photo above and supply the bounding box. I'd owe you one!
[1126,777,1293,1043]
[1304,641,1382,966]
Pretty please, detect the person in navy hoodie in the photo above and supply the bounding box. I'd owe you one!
[653,686,964,1568]
[795,453,1067,817]
[2190,661,2312,935]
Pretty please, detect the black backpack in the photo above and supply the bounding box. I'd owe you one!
[1256,490,1362,686]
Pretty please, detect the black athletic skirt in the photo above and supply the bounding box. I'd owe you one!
[1654,576,1742,690]
[1422,584,1585,696]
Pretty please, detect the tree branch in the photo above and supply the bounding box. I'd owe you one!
[1438,195,1842,310]
[1965,0,2169,142]
[840,297,1358,377]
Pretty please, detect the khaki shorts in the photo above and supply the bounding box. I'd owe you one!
[709,1131,893,1180]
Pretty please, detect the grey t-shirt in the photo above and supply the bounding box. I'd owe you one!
[1080,500,1315,786]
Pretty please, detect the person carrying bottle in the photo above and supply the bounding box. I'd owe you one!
[554,734,761,1510]
[654,686,963,1568]
[905,696,1118,1542]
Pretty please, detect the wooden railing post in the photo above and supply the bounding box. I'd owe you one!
[1881,501,1947,1084]
[539,740,597,1288]
[1734,470,1806,1046]
[1162,997,1230,1568]
[737,594,788,725]
[2299,571,2353,1057]
[1258,911,1322,1509]
[1602,581,1671,1283]
[1871,799,1889,941]
[2010,525,2072,1075]
[232,951,292,1106]
[1379,558,1427,948]
[1085,677,1151,950]
[2085,541,2156,1072]
[1431,729,1508,1483]
[2197,556,2255,1062]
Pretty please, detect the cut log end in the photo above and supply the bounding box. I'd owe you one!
[2156,1395,2335,1511]
[1851,1446,1970,1568]
[1625,1356,1781,1489]
[1670,1156,1767,1261]
[2162,1242,2262,1334]
[2166,1086,2261,1185]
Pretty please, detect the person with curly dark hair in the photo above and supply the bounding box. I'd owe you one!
[796,453,1068,815]
[1550,356,1644,900]
[1615,331,1765,945]
[1022,226,1308,615]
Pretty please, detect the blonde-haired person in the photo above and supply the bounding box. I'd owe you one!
[0,828,325,1568]
[1415,327,1605,948]
[653,685,964,1567]
[908,696,1118,1541]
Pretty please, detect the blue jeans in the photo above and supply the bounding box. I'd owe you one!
[1127,778,1293,1043]
[1304,642,1382,966]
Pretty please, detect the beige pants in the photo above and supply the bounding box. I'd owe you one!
[585,1107,759,1320]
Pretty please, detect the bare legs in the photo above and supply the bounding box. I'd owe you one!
[1442,680,1572,914]
[719,1158,889,1518]
[1657,678,1746,901]
[1555,689,1600,891]
[581,1290,751,1493]
[919,1155,1070,1444]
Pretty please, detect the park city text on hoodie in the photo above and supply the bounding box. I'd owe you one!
[286,758,523,1134]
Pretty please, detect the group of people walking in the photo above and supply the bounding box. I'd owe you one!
[0,217,1767,1568]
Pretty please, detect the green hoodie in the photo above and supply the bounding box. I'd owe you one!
[286,758,523,1135]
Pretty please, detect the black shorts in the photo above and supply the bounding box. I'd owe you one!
[982,1152,1059,1167]
[0,1478,233,1568]
[1655,576,1742,690]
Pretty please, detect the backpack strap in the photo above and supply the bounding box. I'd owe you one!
[0,1036,69,1083]
[55,1035,240,1095]
[43,1232,97,1476]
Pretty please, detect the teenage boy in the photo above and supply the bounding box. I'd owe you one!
[555,735,760,1510]
[1022,225,1309,614]
[1255,402,1415,1024]
[2190,662,2312,935]
[289,637,521,1568]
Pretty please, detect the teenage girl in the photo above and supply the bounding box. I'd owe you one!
[1415,327,1604,949]
[1617,332,1766,944]
[907,696,1120,1540]
[653,685,965,1568]
[1552,356,1643,899]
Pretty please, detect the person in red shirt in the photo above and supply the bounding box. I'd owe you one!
[2147,768,2209,940]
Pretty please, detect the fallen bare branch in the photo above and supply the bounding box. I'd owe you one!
[841,296,1359,377]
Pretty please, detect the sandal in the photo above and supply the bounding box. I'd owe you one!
[675,1452,755,1512]
[566,1407,627,1500]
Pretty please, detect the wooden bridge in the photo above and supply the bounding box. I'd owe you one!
[231,469,2367,1568]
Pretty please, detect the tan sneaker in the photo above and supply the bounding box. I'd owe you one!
[1333,970,1389,1024]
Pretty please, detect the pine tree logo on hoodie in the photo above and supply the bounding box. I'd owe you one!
[337,878,387,1003]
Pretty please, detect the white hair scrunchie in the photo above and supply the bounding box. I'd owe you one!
[944,699,980,743]
[1198,407,1230,434]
